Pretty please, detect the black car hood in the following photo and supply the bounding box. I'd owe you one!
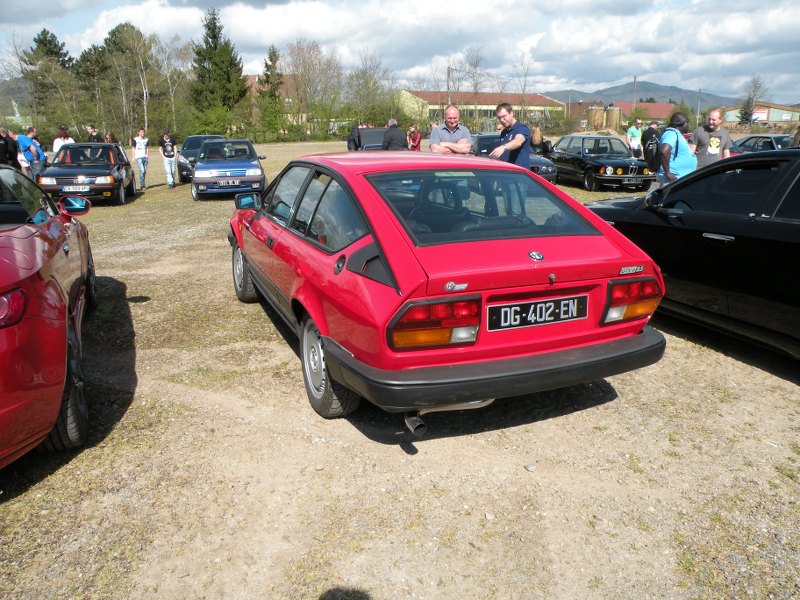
[43,164,116,176]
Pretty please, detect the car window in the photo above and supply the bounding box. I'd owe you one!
[553,137,570,151]
[738,137,758,152]
[667,162,790,215]
[0,168,57,224]
[566,138,583,153]
[774,136,791,149]
[307,181,368,251]
[291,172,331,235]
[774,177,800,220]
[266,166,311,224]
[368,169,597,245]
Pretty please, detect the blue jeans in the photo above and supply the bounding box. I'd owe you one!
[136,157,148,187]
[163,157,176,186]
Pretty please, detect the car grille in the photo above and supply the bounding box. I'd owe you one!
[50,176,103,185]
[204,169,248,177]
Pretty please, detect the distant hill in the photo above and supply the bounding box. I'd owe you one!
[543,80,738,111]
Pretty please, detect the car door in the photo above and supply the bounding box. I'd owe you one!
[241,165,311,319]
[276,172,371,340]
[551,137,581,179]
[727,162,800,344]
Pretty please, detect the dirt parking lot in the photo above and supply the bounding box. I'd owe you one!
[1,141,798,599]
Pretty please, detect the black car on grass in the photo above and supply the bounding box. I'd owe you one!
[178,134,224,182]
[38,142,136,205]
[470,132,558,183]
[549,134,656,191]
[586,150,800,358]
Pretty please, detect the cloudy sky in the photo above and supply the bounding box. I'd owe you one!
[3,0,799,104]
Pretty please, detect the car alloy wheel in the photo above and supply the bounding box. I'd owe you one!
[231,243,257,303]
[583,168,598,192]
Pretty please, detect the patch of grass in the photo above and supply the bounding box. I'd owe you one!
[775,464,798,483]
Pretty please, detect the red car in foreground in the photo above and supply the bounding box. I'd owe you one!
[0,165,96,469]
[229,153,665,434]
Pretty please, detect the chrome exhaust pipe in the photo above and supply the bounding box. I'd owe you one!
[403,413,427,436]
[404,398,496,436]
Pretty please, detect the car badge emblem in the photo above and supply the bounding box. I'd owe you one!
[620,265,645,275]
[77,175,86,183]
[445,281,468,292]
[528,251,544,261]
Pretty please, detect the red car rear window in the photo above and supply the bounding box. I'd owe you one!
[367,169,598,245]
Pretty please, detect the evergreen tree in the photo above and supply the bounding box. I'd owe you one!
[190,9,247,116]
[20,29,76,123]
[256,44,286,138]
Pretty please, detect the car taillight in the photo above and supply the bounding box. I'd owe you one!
[389,298,481,350]
[603,278,662,324]
[0,288,26,329]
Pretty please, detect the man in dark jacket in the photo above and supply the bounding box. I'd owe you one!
[347,123,361,151]
[382,118,407,150]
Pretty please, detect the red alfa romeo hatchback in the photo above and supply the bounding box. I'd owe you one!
[229,152,665,433]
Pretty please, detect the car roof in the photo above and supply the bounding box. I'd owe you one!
[559,134,618,140]
[293,152,528,177]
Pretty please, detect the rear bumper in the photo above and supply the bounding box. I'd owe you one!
[322,326,666,413]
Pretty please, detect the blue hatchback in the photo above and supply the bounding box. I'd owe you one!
[191,139,266,200]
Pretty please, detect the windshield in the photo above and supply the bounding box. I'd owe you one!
[198,141,255,160]
[183,136,221,151]
[367,169,598,245]
[53,145,114,165]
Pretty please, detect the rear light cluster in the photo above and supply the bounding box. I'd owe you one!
[0,288,26,329]
[390,298,480,350]
[603,278,662,324]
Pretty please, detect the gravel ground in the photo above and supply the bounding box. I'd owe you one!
[0,140,798,599]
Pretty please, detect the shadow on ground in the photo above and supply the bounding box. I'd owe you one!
[0,276,138,500]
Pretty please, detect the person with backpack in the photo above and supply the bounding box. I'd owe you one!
[642,121,661,171]
[657,112,696,185]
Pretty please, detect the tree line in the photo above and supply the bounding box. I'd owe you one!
[3,9,407,147]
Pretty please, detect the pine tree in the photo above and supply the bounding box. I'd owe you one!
[190,9,247,116]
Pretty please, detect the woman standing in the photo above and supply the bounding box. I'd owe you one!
[52,126,74,155]
[407,124,422,151]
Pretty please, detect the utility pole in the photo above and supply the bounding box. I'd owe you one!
[447,66,451,106]
[695,88,702,127]
[632,75,637,113]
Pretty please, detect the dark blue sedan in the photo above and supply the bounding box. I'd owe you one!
[191,139,266,200]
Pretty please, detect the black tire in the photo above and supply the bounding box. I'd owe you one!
[116,182,126,205]
[583,168,598,192]
[301,317,361,419]
[42,320,89,451]
[85,246,98,314]
[125,177,136,198]
[191,184,199,201]
[231,241,258,303]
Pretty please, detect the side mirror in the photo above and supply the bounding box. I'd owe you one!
[258,155,266,160]
[643,188,663,209]
[60,196,90,216]
[235,192,261,210]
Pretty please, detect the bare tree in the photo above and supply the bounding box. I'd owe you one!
[513,52,535,123]
[283,39,343,133]
[345,51,394,121]
[738,74,770,125]
[153,35,192,133]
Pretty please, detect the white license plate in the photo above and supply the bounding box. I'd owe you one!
[217,180,241,186]
[62,186,90,192]
[487,295,588,331]
[622,178,639,184]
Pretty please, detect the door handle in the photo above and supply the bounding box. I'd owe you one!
[702,233,735,244]
[266,236,274,248]
[62,243,70,255]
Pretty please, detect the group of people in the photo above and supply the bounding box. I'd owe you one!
[0,122,180,190]
[347,102,543,170]
[629,108,745,187]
